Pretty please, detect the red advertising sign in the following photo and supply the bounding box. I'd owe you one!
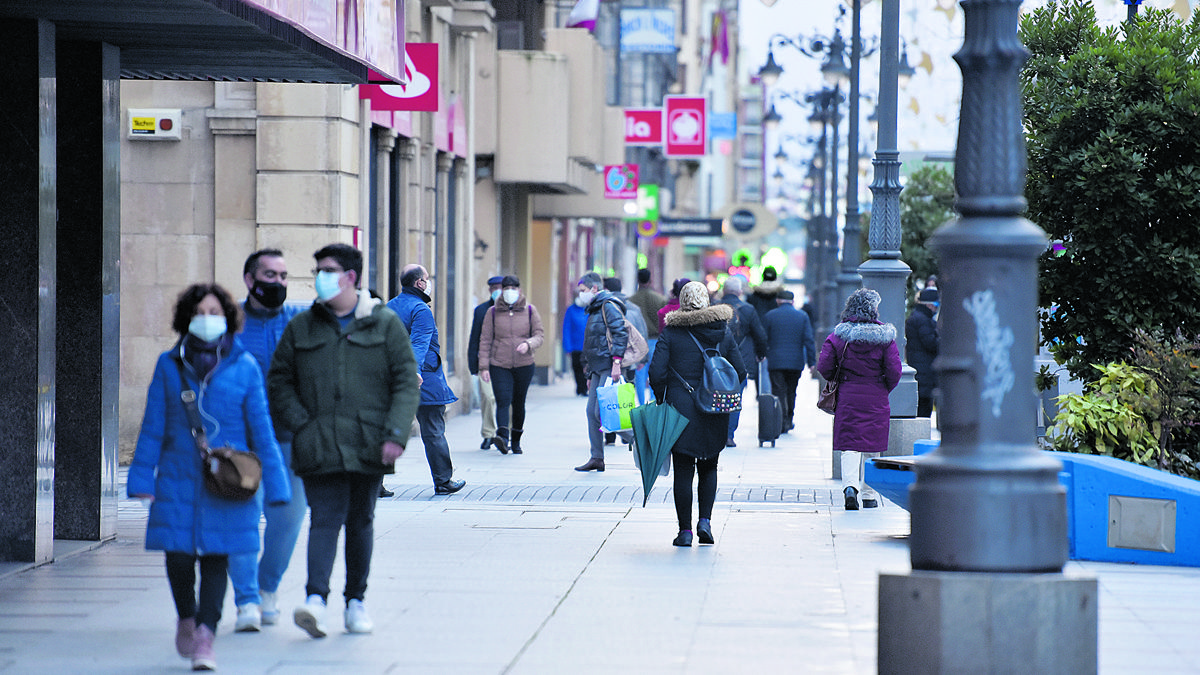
[663,96,707,157]
[359,43,439,112]
[624,108,662,146]
[603,164,639,199]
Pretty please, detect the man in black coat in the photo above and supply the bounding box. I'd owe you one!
[764,290,817,433]
[747,266,785,322]
[717,276,767,446]
[905,287,940,417]
[575,272,628,472]
[468,276,505,449]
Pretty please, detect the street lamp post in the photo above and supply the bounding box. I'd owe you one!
[877,0,1098,669]
[836,0,865,312]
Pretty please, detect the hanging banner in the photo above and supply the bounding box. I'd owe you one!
[359,43,439,112]
[664,96,707,157]
[604,164,639,199]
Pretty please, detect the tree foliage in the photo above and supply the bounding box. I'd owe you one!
[1021,1,1200,381]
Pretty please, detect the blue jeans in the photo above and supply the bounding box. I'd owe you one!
[634,339,657,405]
[727,379,747,440]
[302,472,382,603]
[228,442,307,606]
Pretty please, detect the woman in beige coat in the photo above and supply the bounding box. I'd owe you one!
[479,275,545,454]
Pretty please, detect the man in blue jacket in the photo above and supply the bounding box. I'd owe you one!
[764,290,817,433]
[228,249,306,632]
[387,264,466,495]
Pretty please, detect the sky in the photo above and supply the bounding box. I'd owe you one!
[739,0,1197,166]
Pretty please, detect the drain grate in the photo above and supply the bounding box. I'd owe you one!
[378,484,839,505]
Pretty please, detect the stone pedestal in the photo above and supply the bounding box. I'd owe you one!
[878,570,1097,675]
[885,417,931,457]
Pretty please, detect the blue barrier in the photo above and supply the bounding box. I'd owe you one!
[866,441,1200,567]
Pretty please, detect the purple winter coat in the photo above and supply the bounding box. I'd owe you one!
[816,319,903,454]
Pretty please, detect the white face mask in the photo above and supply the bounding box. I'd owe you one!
[577,290,596,306]
[188,314,227,343]
[422,279,434,297]
[314,271,344,301]
[502,289,520,305]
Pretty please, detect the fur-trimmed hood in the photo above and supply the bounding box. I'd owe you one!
[664,303,733,327]
[833,319,896,345]
[354,289,382,320]
[752,278,784,295]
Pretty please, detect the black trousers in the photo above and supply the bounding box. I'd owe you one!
[917,396,934,418]
[569,351,588,395]
[165,552,228,633]
[672,453,719,530]
[491,363,535,432]
[770,369,803,428]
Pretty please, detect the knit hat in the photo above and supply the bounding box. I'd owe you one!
[501,275,520,288]
[841,288,882,322]
[918,288,939,303]
[762,266,778,282]
[671,277,692,298]
[678,282,710,311]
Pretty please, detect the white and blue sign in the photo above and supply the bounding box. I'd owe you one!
[709,112,737,140]
[620,9,676,53]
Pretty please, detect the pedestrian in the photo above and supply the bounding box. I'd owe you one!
[906,287,940,418]
[226,248,308,634]
[747,266,784,322]
[604,276,650,400]
[268,243,420,638]
[128,283,291,670]
[649,281,746,547]
[562,287,589,396]
[574,272,627,472]
[656,277,691,334]
[625,268,667,401]
[387,264,467,495]
[764,290,817,434]
[816,288,902,511]
[716,275,767,445]
[468,275,505,448]
[478,275,544,455]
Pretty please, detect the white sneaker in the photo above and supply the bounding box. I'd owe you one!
[294,595,328,638]
[260,591,279,625]
[234,603,262,632]
[344,599,374,634]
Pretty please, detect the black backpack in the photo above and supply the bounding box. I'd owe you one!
[672,331,742,414]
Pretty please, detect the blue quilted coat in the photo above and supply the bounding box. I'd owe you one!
[127,339,291,555]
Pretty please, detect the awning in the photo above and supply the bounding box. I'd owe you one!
[0,0,405,84]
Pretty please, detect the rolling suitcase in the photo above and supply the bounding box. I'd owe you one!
[757,360,783,447]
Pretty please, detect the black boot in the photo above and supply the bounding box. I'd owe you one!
[510,429,523,454]
[492,428,509,454]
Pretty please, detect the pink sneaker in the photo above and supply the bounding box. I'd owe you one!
[191,624,216,671]
[175,617,196,658]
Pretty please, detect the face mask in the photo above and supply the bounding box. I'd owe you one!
[502,289,520,305]
[251,279,287,309]
[491,289,501,302]
[578,290,596,306]
[189,314,227,343]
[315,271,344,301]
[422,279,433,297]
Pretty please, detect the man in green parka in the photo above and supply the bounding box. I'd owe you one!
[268,243,420,639]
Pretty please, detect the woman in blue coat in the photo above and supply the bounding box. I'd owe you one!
[128,283,291,671]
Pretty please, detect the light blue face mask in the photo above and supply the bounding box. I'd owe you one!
[188,314,227,343]
[315,271,344,301]
[491,289,501,302]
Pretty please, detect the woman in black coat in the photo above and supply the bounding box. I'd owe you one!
[649,282,747,547]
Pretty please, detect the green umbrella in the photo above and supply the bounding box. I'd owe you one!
[630,401,690,506]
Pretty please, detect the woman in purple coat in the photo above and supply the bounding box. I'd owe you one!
[817,289,902,511]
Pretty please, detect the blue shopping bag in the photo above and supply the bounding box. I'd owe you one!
[598,378,637,432]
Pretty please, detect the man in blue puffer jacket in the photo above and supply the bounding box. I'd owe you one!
[387,264,466,495]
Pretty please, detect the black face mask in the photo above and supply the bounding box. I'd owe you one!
[251,279,287,309]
